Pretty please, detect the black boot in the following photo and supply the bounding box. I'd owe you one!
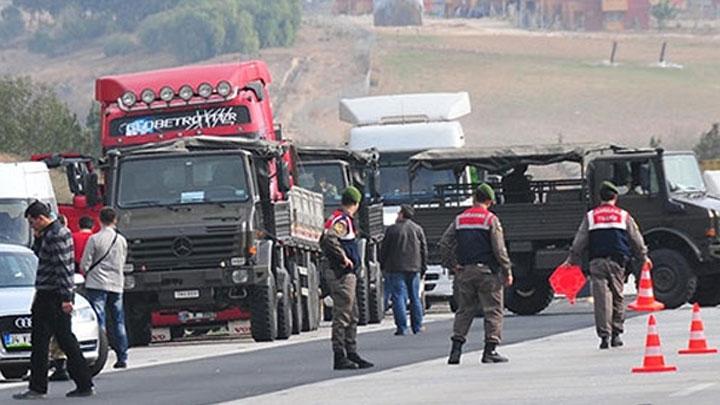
[448,337,464,365]
[49,359,70,381]
[611,334,623,347]
[347,352,374,369]
[599,337,609,349]
[481,342,508,363]
[334,351,359,370]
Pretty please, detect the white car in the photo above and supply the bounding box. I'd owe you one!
[0,244,107,380]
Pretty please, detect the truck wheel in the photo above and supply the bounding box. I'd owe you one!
[276,273,293,340]
[250,272,278,342]
[302,262,320,331]
[649,249,697,309]
[125,300,151,347]
[368,265,384,324]
[88,330,109,376]
[504,278,553,315]
[0,365,28,380]
[356,269,370,326]
[692,275,720,307]
[289,263,303,335]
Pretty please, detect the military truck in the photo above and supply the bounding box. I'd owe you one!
[100,136,324,344]
[296,146,385,324]
[408,144,720,314]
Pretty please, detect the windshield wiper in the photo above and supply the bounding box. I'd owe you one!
[123,200,179,212]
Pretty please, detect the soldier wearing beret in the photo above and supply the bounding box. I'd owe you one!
[439,183,513,365]
[320,186,374,370]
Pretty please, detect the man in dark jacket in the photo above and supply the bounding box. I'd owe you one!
[320,187,374,370]
[13,201,94,400]
[381,205,427,335]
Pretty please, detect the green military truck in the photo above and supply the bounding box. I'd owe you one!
[408,144,720,314]
[296,146,385,324]
[103,136,325,344]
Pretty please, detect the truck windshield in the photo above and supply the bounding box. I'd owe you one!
[0,251,37,288]
[118,155,250,208]
[297,163,347,203]
[0,199,30,246]
[379,165,455,202]
[664,154,705,193]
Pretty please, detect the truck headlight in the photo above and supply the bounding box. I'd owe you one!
[123,263,134,273]
[160,86,174,102]
[231,269,249,284]
[217,81,232,97]
[72,306,96,323]
[121,91,136,107]
[178,85,194,101]
[124,275,136,290]
[230,257,246,266]
[140,88,155,104]
[198,82,213,98]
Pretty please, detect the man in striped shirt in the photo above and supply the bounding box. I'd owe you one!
[13,201,94,400]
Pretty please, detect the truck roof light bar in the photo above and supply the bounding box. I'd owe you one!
[159,86,174,102]
[178,85,194,101]
[198,82,213,98]
[121,91,136,108]
[140,88,155,104]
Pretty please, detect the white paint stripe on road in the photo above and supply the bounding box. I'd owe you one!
[669,382,717,398]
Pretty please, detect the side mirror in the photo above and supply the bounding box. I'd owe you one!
[73,273,85,286]
[84,172,99,207]
[278,161,291,193]
[372,170,381,198]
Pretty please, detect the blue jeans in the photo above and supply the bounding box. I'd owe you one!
[85,288,129,363]
[385,272,423,334]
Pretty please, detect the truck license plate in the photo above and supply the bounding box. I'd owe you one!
[174,289,200,300]
[3,333,32,349]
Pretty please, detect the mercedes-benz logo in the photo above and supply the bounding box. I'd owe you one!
[172,236,193,257]
[14,317,31,329]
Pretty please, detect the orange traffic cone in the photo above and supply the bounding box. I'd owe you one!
[628,263,664,312]
[632,314,677,373]
[679,303,718,355]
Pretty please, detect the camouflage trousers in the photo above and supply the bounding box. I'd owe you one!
[590,258,625,338]
[330,272,358,354]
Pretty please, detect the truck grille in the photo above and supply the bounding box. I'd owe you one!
[128,228,241,271]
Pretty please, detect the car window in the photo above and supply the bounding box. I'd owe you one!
[0,252,37,287]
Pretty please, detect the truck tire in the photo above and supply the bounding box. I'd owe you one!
[125,300,151,347]
[356,269,370,326]
[276,273,293,340]
[368,264,384,324]
[650,249,697,309]
[289,263,303,335]
[302,262,320,331]
[504,278,554,315]
[0,365,28,380]
[250,272,278,342]
[89,330,109,376]
[692,275,720,307]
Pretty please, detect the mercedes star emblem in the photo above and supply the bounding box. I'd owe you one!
[172,236,193,257]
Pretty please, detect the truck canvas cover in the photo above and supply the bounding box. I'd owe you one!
[409,143,616,176]
[339,92,471,126]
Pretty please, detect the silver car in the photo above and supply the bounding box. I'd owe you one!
[0,243,108,380]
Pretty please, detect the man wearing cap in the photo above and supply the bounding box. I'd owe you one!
[320,186,374,370]
[380,204,428,335]
[439,183,513,365]
[565,181,651,349]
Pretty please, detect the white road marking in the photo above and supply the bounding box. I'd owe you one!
[669,382,717,398]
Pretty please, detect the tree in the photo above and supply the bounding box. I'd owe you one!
[651,0,679,31]
[0,6,25,41]
[649,136,662,148]
[0,76,94,157]
[694,123,720,160]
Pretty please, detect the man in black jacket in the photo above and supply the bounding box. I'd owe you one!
[381,205,427,335]
[13,202,94,400]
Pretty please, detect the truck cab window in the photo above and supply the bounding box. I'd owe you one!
[610,160,658,196]
[297,163,346,203]
[664,154,705,193]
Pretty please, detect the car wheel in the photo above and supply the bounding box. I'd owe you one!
[88,330,109,376]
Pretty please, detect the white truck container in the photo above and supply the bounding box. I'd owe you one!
[0,162,58,246]
[342,92,472,310]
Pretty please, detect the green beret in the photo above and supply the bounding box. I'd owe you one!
[342,186,362,204]
[476,183,496,202]
[600,181,619,195]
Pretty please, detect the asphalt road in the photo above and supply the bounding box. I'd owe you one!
[1,303,601,404]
